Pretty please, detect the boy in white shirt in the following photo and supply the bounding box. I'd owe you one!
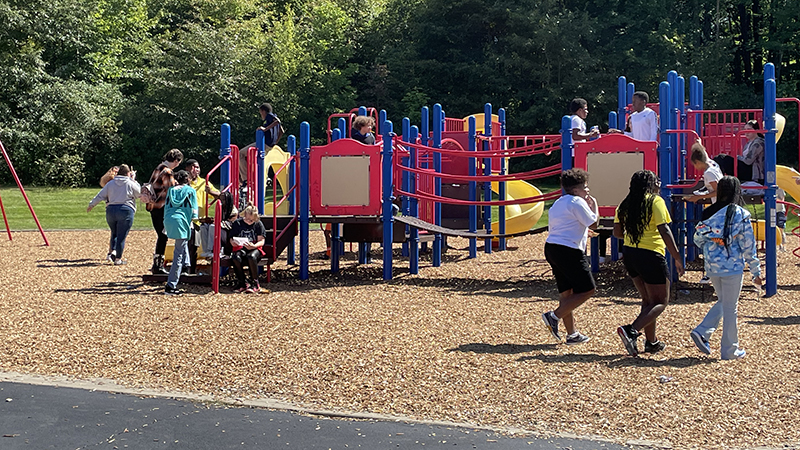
[624,91,659,141]
[542,168,599,345]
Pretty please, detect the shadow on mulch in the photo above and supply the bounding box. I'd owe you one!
[777,284,800,291]
[743,315,800,326]
[447,343,557,354]
[605,356,716,369]
[517,353,621,364]
[54,281,160,296]
[37,258,103,268]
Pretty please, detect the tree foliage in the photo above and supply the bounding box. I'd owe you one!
[0,0,799,186]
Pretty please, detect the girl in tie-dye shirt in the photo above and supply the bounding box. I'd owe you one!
[690,176,762,360]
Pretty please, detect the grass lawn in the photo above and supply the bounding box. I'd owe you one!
[1,184,797,233]
[0,187,153,231]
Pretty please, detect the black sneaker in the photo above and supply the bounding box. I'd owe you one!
[566,331,590,345]
[644,340,666,354]
[541,311,560,342]
[617,325,640,356]
[164,285,184,296]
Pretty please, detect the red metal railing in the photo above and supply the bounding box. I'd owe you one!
[778,200,800,259]
[266,154,299,283]
[210,152,237,294]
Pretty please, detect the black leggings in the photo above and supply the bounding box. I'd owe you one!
[231,248,262,285]
[150,207,168,255]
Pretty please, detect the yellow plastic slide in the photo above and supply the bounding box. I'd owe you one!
[489,180,545,236]
[264,145,290,214]
[750,165,798,244]
[777,165,800,205]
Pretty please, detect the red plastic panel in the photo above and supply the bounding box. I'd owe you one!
[574,134,658,217]
[310,139,383,216]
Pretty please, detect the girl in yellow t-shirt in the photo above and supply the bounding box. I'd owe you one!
[613,170,684,356]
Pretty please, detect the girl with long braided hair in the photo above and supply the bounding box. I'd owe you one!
[613,170,684,356]
[690,176,761,360]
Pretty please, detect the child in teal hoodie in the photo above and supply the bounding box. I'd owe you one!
[691,176,762,360]
[164,170,198,295]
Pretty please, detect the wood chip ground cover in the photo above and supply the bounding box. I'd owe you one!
[1,230,799,449]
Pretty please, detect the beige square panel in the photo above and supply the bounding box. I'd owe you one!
[321,155,372,206]
[586,153,644,212]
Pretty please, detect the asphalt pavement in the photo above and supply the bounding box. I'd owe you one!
[0,380,652,449]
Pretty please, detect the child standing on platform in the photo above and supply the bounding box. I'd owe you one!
[686,142,724,205]
[690,176,761,360]
[614,170,684,356]
[686,141,724,284]
[541,168,599,345]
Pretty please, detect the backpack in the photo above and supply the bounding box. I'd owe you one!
[140,183,157,205]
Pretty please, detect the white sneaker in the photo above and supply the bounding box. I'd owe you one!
[699,276,711,284]
[106,251,116,262]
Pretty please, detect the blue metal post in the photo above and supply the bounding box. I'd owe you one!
[483,103,493,254]
[338,118,347,139]
[420,107,429,148]
[432,104,443,266]
[627,82,635,106]
[382,121,394,280]
[256,129,266,215]
[409,125,420,274]
[419,107,430,254]
[329,128,342,272]
[687,76,699,262]
[358,106,367,117]
[498,107,507,251]
[561,116,573,171]
[617,77,627,130]
[468,116,477,259]
[764,65,777,297]
[220,123,231,188]
[299,122,311,280]
[608,112,618,133]
[659,81,676,281]
[401,118,411,258]
[675,75,687,267]
[287,135,297,266]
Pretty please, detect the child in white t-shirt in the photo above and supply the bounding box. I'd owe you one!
[687,142,723,204]
[542,168,599,346]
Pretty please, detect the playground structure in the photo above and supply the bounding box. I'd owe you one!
[205,63,799,297]
[0,138,49,246]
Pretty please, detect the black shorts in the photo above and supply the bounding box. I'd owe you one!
[544,242,596,294]
[622,246,669,285]
[777,211,787,229]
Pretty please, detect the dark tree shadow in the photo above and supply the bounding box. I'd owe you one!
[743,315,800,326]
[37,258,103,268]
[447,343,557,354]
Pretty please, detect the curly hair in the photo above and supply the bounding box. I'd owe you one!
[618,170,660,245]
[560,168,589,194]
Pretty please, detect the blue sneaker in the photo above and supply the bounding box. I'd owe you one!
[541,311,560,342]
[566,331,590,345]
[690,330,711,355]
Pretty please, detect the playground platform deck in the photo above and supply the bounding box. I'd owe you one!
[2,229,800,449]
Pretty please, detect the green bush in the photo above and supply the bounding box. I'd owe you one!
[35,154,87,188]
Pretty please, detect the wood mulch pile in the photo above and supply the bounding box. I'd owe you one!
[2,229,800,449]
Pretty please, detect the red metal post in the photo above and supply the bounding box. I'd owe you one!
[0,139,49,246]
